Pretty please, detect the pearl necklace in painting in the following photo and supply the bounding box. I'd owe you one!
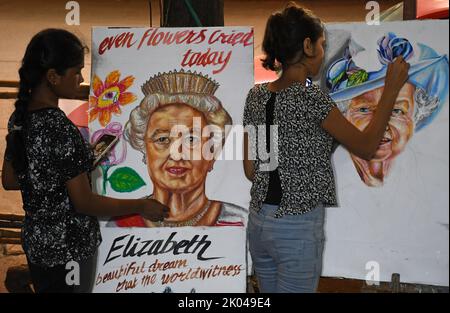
[153,200,211,227]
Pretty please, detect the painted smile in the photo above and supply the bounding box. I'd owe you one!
[379,137,392,147]
[166,167,189,176]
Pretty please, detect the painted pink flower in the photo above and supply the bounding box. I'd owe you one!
[91,122,127,166]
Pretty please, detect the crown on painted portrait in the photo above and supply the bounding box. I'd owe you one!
[141,69,219,96]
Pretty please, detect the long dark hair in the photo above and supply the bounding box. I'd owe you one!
[7,29,86,173]
[262,2,324,71]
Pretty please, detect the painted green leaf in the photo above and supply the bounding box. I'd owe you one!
[331,70,346,88]
[108,167,146,193]
[347,70,369,88]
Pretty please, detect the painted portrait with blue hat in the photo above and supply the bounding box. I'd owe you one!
[322,31,448,187]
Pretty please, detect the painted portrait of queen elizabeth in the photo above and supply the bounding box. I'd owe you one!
[323,32,448,187]
[109,70,247,227]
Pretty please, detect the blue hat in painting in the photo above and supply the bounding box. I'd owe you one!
[326,32,449,131]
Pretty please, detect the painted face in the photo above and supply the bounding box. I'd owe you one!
[346,82,415,161]
[54,63,84,99]
[145,103,214,193]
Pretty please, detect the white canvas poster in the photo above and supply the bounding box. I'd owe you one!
[319,20,449,286]
[88,27,254,292]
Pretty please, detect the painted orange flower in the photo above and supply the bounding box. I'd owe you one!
[89,70,136,127]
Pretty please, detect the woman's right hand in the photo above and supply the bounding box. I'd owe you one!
[139,199,170,222]
[384,55,410,95]
[321,56,411,161]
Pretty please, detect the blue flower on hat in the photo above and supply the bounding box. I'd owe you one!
[377,32,414,65]
[327,33,415,94]
[325,32,448,131]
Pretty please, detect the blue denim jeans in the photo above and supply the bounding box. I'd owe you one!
[248,203,325,293]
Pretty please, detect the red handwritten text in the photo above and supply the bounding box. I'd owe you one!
[161,264,243,284]
[138,28,207,50]
[148,258,188,272]
[181,48,232,74]
[208,29,253,47]
[116,277,138,292]
[98,31,137,55]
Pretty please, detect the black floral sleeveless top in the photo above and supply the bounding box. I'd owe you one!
[7,108,101,267]
[243,82,338,217]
